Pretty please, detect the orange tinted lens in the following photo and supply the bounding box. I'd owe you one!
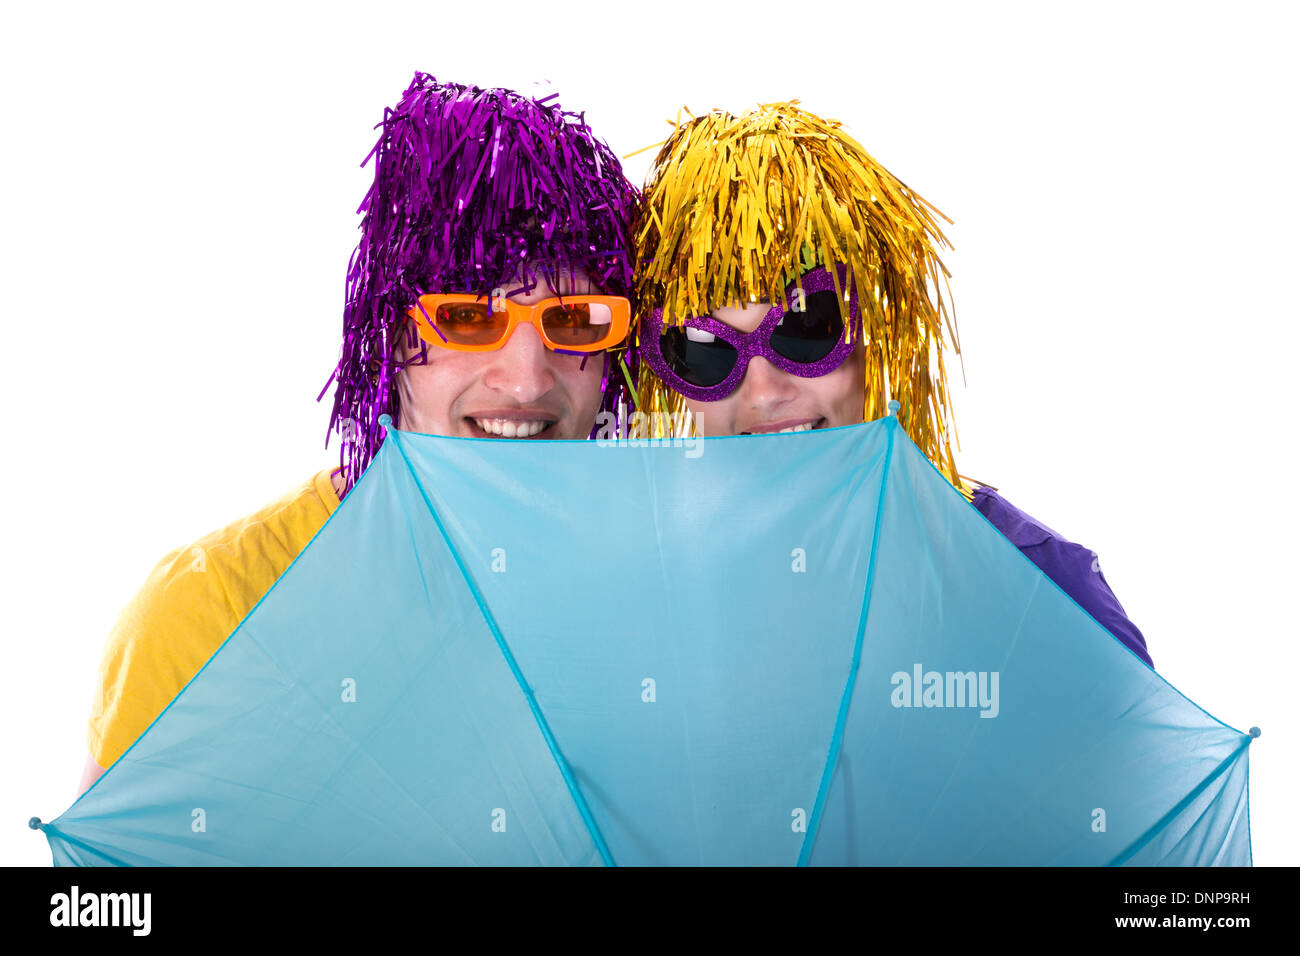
[540,302,614,346]
[434,302,507,345]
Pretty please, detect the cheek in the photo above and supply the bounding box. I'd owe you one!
[534,352,609,437]
[558,353,608,407]
[820,348,866,424]
[684,394,737,436]
[400,354,472,425]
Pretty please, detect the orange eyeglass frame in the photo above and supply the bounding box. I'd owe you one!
[407,293,632,353]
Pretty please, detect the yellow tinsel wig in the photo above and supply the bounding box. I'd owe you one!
[631,101,973,498]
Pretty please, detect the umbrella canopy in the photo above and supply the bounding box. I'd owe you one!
[36,414,1254,865]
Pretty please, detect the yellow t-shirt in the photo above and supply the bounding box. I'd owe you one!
[87,468,342,769]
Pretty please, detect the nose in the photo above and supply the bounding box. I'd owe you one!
[735,354,798,413]
[480,321,556,403]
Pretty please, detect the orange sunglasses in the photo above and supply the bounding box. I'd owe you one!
[407,293,631,353]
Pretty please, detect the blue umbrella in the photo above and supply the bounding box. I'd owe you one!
[34,412,1254,865]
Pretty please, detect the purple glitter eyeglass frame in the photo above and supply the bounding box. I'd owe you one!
[639,266,861,402]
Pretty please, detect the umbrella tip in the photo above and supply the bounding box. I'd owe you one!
[1249,726,1261,738]
[378,414,393,428]
[887,400,900,417]
[28,817,42,830]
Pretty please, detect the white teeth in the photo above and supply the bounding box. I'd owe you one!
[776,422,816,433]
[472,418,550,437]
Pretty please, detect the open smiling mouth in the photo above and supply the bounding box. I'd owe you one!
[739,417,827,436]
[466,417,559,439]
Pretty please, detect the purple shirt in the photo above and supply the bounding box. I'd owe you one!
[972,486,1154,668]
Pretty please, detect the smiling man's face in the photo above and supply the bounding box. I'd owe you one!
[394,268,610,440]
[681,301,867,436]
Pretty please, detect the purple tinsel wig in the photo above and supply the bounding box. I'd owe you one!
[318,72,640,497]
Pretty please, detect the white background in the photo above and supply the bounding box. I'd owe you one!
[2,0,1294,866]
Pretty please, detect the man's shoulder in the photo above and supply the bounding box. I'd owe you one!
[89,469,341,767]
[115,468,339,642]
[182,468,340,578]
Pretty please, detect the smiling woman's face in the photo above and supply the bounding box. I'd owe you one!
[393,268,609,440]
[681,301,867,436]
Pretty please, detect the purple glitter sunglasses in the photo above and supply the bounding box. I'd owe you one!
[639,266,861,402]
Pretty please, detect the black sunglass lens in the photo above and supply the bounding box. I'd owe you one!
[770,290,846,363]
[660,326,736,387]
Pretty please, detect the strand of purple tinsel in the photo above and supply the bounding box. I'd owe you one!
[319,72,640,499]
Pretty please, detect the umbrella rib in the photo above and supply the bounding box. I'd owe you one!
[797,417,898,866]
[1104,734,1252,867]
[1152,763,1238,866]
[39,823,133,867]
[384,426,617,867]
[1206,764,1253,866]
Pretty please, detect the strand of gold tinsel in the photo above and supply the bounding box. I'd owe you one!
[629,101,972,499]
